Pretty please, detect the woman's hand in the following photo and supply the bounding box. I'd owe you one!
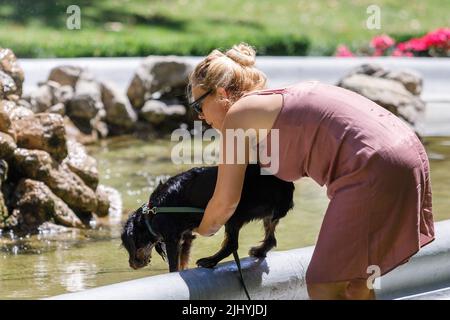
[193,185,245,237]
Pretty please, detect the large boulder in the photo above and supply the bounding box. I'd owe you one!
[12,113,68,162]
[127,56,193,109]
[0,48,24,100]
[66,79,106,135]
[12,148,98,213]
[63,139,99,190]
[337,64,426,128]
[382,70,423,96]
[67,79,103,120]
[12,179,85,231]
[29,81,74,115]
[101,81,137,133]
[48,65,83,88]
[140,100,186,127]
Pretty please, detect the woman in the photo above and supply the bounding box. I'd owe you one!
[188,43,435,300]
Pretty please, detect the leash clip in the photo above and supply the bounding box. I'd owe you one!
[142,203,156,215]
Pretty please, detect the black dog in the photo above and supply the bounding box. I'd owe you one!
[121,164,294,272]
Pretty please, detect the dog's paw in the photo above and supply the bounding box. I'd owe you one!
[196,257,218,269]
[248,246,268,258]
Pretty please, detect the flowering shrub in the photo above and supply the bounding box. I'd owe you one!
[335,27,450,57]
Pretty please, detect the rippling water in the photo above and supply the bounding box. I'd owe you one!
[1,135,449,299]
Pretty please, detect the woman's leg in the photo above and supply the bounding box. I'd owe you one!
[307,279,376,300]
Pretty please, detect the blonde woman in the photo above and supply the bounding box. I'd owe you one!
[189,43,434,300]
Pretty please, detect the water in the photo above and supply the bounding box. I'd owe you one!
[1,135,449,299]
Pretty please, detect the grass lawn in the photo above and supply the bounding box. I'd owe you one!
[0,0,449,57]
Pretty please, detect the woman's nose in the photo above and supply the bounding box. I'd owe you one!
[198,113,205,120]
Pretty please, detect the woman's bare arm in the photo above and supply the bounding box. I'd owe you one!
[193,106,252,236]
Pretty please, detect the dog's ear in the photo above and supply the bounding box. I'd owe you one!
[155,242,167,261]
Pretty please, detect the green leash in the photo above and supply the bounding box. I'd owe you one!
[142,202,252,300]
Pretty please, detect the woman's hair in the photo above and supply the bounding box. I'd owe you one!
[188,42,267,104]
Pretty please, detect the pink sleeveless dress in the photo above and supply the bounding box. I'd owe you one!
[242,80,435,284]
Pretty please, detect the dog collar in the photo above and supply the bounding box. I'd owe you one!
[143,202,205,215]
[141,202,205,238]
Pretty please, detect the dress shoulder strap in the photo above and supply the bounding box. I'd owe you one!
[242,87,287,98]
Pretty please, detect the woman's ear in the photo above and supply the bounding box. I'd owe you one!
[216,87,228,99]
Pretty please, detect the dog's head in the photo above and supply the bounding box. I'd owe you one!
[121,204,167,269]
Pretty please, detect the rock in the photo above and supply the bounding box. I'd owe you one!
[337,73,426,126]
[63,139,99,190]
[12,148,98,213]
[12,179,85,230]
[92,118,109,138]
[0,99,13,133]
[38,222,72,234]
[17,98,32,110]
[2,209,18,229]
[101,81,137,132]
[29,81,74,114]
[140,100,186,126]
[127,56,193,109]
[0,100,18,139]
[348,63,386,76]
[48,65,83,88]
[0,159,8,228]
[12,148,54,179]
[52,84,74,106]
[12,113,68,162]
[0,70,17,100]
[95,184,111,218]
[67,80,105,135]
[67,80,103,120]
[10,106,34,121]
[30,83,53,113]
[0,48,24,97]
[0,131,16,159]
[47,102,66,115]
[63,116,98,145]
[344,63,423,96]
[0,190,9,229]
[383,69,423,95]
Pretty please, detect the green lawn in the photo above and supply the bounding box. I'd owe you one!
[1,0,449,57]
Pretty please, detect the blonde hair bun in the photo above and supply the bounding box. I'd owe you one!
[225,42,256,67]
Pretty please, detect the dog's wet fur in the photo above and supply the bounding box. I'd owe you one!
[121,164,295,272]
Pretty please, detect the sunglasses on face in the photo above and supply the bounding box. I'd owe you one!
[189,89,213,115]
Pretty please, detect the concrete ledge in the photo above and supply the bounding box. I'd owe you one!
[49,219,450,300]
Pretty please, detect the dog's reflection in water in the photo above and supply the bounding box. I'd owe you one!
[121,164,294,272]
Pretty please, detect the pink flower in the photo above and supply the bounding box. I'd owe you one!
[335,45,354,57]
[423,27,450,49]
[370,35,395,51]
[404,37,428,51]
[391,49,413,57]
